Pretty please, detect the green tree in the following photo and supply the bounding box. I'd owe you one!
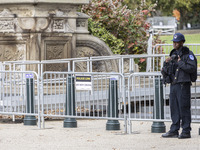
[175,0,200,29]
[81,0,156,55]
[88,18,124,54]
[123,0,154,10]
[150,0,200,29]
[122,0,200,29]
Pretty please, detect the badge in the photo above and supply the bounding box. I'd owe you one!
[189,55,194,60]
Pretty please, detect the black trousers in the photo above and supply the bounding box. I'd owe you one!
[169,82,191,133]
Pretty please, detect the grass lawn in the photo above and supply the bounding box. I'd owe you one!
[160,34,200,44]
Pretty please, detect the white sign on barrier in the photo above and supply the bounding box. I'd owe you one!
[25,74,34,78]
[110,75,119,80]
[75,75,92,91]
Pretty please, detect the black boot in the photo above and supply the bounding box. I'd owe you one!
[162,131,179,138]
[178,132,191,139]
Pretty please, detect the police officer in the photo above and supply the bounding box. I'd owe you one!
[162,33,197,139]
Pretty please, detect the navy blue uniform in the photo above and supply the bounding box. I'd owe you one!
[168,46,197,133]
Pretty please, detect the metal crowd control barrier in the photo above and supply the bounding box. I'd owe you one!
[72,54,166,73]
[0,69,200,134]
[2,57,89,76]
[151,44,200,71]
[153,44,200,55]
[119,54,166,73]
[1,50,200,133]
[3,60,40,72]
[1,54,167,74]
[127,72,200,134]
[0,71,41,128]
[2,44,199,74]
[40,72,127,132]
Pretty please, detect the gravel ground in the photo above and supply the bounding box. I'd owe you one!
[0,119,200,150]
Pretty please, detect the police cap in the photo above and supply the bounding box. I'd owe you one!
[171,33,185,43]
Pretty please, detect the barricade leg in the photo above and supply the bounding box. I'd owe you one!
[199,128,200,135]
[63,74,77,128]
[106,79,120,130]
[151,77,166,133]
[128,119,132,134]
[24,78,37,126]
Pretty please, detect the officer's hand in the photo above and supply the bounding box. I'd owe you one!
[178,55,181,62]
[165,57,171,62]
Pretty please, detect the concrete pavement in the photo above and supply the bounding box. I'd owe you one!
[0,119,200,150]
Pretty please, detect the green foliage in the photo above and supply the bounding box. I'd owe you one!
[123,0,154,11]
[174,0,200,10]
[88,18,125,54]
[134,57,147,72]
[133,34,165,72]
[81,0,156,55]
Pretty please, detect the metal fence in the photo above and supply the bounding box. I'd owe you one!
[0,70,200,133]
[127,72,200,120]
[127,72,200,133]
[147,44,200,72]
[0,71,41,127]
[40,72,126,130]
[1,44,200,74]
[0,45,200,133]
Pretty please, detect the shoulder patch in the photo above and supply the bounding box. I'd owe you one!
[189,55,194,60]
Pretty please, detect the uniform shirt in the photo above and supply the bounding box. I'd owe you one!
[169,46,197,83]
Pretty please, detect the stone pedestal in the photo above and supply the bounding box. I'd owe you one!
[0,0,118,73]
[0,0,89,68]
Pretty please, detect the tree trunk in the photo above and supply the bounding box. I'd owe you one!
[179,9,184,30]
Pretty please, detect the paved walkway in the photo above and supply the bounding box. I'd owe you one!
[0,119,200,150]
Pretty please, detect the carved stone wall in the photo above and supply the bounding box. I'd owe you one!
[0,0,117,73]
[0,44,25,61]
[40,35,72,71]
[75,34,118,72]
[0,1,89,72]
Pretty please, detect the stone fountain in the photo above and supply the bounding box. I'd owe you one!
[0,0,117,72]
